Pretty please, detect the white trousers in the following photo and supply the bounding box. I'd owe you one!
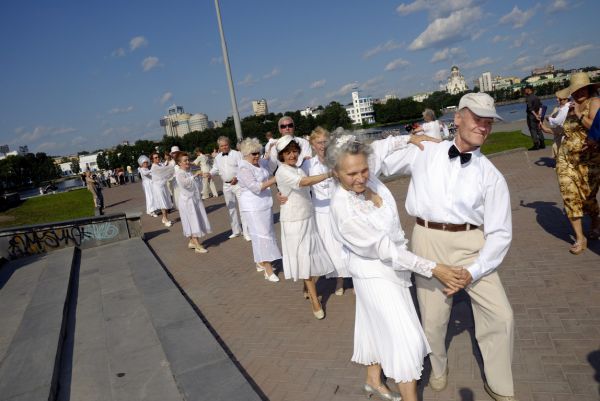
[202,176,218,198]
[412,224,515,397]
[223,182,248,237]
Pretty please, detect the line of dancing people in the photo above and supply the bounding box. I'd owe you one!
[136,93,518,401]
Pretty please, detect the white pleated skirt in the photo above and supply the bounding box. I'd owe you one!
[142,180,155,213]
[152,182,173,210]
[314,212,351,278]
[352,277,430,383]
[242,209,282,263]
[280,217,334,281]
[178,195,211,238]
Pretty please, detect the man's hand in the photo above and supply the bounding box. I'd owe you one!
[277,192,288,205]
[230,177,238,185]
[409,134,441,150]
[458,268,473,287]
[432,264,464,295]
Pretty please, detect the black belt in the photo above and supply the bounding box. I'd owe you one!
[416,217,479,232]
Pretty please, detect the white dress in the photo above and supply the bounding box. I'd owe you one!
[139,167,156,214]
[150,163,174,210]
[329,176,435,383]
[175,169,211,238]
[237,159,281,263]
[275,163,334,281]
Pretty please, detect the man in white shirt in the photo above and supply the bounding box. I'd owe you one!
[382,93,516,401]
[193,148,219,199]
[208,136,249,240]
[413,108,442,139]
[268,116,312,172]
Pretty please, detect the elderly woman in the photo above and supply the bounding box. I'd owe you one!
[413,108,442,139]
[237,138,281,282]
[556,72,600,254]
[540,88,571,160]
[150,152,175,227]
[275,136,334,319]
[175,152,211,253]
[138,155,158,217]
[327,134,463,401]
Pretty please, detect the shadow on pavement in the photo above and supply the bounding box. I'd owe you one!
[205,203,226,214]
[458,388,475,401]
[520,200,600,256]
[534,156,556,168]
[104,199,131,209]
[204,230,235,248]
[144,228,170,241]
[588,350,600,385]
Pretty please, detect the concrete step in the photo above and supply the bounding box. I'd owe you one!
[64,242,182,401]
[0,247,76,401]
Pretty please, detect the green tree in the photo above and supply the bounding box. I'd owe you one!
[71,159,81,174]
[96,153,109,170]
[316,102,352,130]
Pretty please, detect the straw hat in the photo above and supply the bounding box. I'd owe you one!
[555,87,570,100]
[567,72,599,96]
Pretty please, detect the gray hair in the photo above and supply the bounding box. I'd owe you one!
[324,131,372,171]
[217,136,230,145]
[422,108,436,121]
[278,115,293,126]
[240,137,262,156]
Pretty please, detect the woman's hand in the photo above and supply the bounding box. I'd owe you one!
[432,264,465,295]
[409,134,441,150]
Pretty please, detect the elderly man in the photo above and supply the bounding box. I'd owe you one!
[382,93,516,401]
[524,85,545,151]
[268,116,312,171]
[193,147,219,199]
[208,136,249,240]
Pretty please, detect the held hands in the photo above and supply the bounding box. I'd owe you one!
[277,192,288,205]
[432,265,472,296]
[409,134,442,150]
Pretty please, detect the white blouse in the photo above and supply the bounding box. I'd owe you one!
[237,159,273,212]
[275,163,313,222]
[175,169,201,200]
[302,157,333,213]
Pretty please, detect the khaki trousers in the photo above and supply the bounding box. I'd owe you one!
[412,224,515,397]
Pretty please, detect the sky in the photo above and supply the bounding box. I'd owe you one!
[1,0,599,156]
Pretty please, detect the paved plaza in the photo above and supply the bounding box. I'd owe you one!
[103,147,599,401]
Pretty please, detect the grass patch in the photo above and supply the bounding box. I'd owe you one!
[481,130,551,155]
[0,188,95,228]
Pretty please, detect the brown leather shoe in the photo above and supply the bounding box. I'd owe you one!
[484,382,519,401]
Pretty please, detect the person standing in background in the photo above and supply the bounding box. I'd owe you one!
[193,148,218,199]
[524,85,545,151]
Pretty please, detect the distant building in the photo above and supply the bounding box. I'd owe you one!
[59,162,73,176]
[345,91,375,125]
[412,92,433,102]
[209,120,223,129]
[79,153,102,172]
[445,66,468,95]
[252,99,268,116]
[0,145,8,154]
[160,105,209,137]
[478,72,493,92]
[300,106,322,118]
[532,64,555,76]
[18,146,29,155]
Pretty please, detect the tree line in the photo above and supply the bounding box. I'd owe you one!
[0,153,61,193]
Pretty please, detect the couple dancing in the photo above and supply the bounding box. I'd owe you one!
[327,93,515,401]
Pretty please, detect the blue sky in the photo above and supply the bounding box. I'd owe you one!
[1,0,598,156]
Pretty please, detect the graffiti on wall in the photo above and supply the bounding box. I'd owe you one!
[6,221,120,258]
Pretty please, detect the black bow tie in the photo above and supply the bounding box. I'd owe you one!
[448,145,472,164]
[222,153,229,156]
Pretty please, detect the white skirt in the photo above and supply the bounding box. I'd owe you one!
[242,209,281,263]
[352,277,430,383]
[280,217,334,281]
[152,181,173,210]
[178,195,211,238]
[315,212,351,278]
[142,180,155,213]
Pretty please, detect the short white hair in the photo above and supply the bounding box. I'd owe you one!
[324,130,372,171]
[240,137,262,156]
[422,108,436,121]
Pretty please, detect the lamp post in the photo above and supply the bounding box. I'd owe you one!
[214,0,243,142]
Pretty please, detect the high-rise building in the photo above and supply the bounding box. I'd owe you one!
[252,99,268,116]
[478,71,493,92]
[445,66,468,95]
[0,145,9,154]
[160,105,209,137]
[344,91,375,125]
[189,113,209,132]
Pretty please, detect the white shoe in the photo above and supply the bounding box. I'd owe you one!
[188,242,196,249]
[244,235,252,242]
[162,220,172,227]
[255,263,265,272]
[194,245,208,254]
[335,287,344,296]
[264,271,279,282]
[228,233,240,239]
[150,212,159,217]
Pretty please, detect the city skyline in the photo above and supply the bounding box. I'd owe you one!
[1,0,599,155]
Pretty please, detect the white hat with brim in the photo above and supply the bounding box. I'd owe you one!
[137,155,150,167]
[567,72,600,96]
[458,92,503,120]
[170,146,181,154]
[275,136,297,152]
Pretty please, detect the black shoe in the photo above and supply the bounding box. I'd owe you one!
[528,146,539,151]
[539,143,546,149]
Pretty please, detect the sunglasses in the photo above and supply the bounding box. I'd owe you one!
[250,152,260,156]
[279,123,294,129]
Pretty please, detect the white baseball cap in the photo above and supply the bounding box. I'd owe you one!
[170,146,181,154]
[458,93,503,120]
[275,136,298,152]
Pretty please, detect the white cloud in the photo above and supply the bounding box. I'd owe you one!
[510,33,528,48]
[71,136,87,146]
[431,47,464,62]
[111,48,126,57]
[408,7,482,51]
[492,35,510,44]
[160,91,173,105]
[141,56,159,72]
[263,67,280,79]
[550,44,595,63]
[108,106,134,114]
[309,79,326,89]
[52,127,77,135]
[543,44,562,56]
[35,142,60,153]
[513,55,530,66]
[384,58,410,71]
[129,36,148,51]
[239,74,258,87]
[462,57,494,69]
[359,76,384,92]
[363,40,404,59]
[396,0,475,19]
[499,5,537,28]
[210,56,223,64]
[326,82,358,98]
[433,69,448,81]
[547,0,568,13]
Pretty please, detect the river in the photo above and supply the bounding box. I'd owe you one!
[18,177,85,199]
